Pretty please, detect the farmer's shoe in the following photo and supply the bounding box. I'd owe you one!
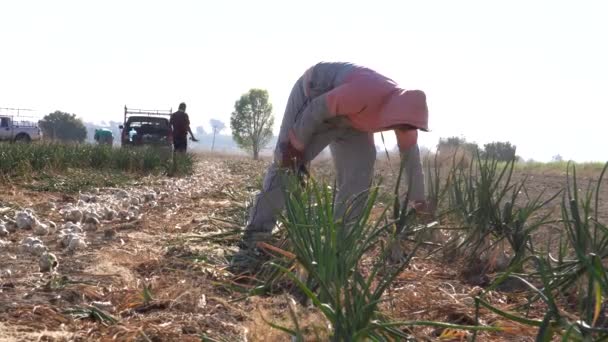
[237,230,272,250]
[230,230,272,274]
[229,247,262,274]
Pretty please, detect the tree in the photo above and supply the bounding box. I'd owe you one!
[230,89,274,160]
[39,111,87,142]
[209,119,226,151]
[437,136,479,154]
[483,141,517,162]
[552,154,564,162]
[195,126,206,137]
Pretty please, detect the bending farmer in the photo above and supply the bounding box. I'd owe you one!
[232,62,429,268]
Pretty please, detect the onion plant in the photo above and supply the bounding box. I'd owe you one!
[263,165,502,340]
[447,151,560,269]
[264,171,420,340]
[474,161,608,341]
[526,162,608,300]
[0,142,192,177]
[423,151,451,219]
[448,152,517,255]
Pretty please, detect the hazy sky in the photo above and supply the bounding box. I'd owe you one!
[1,0,606,162]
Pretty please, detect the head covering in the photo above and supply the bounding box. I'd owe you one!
[325,68,429,133]
[377,89,428,132]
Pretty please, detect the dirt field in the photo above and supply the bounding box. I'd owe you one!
[1,155,607,341]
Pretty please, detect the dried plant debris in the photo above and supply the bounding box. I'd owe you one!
[0,223,8,237]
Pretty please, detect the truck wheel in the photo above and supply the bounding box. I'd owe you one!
[14,134,31,143]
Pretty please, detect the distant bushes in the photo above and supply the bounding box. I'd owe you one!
[433,138,518,169]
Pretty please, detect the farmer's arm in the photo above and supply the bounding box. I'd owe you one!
[396,129,426,206]
[185,114,198,141]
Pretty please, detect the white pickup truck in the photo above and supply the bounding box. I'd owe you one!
[0,116,42,142]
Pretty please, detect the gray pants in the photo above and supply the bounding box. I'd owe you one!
[244,75,424,238]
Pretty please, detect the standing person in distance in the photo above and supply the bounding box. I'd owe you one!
[170,102,198,153]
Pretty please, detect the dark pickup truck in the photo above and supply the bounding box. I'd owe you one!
[119,106,173,148]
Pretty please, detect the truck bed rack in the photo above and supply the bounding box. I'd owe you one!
[124,105,173,122]
[0,108,40,127]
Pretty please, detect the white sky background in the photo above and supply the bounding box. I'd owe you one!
[1,0,607,162]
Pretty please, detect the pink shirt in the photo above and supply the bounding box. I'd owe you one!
[325,68,428,151]
[289,65,429,152]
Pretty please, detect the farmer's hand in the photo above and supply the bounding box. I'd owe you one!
[190,136,199,142]
[280,141,304,170]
